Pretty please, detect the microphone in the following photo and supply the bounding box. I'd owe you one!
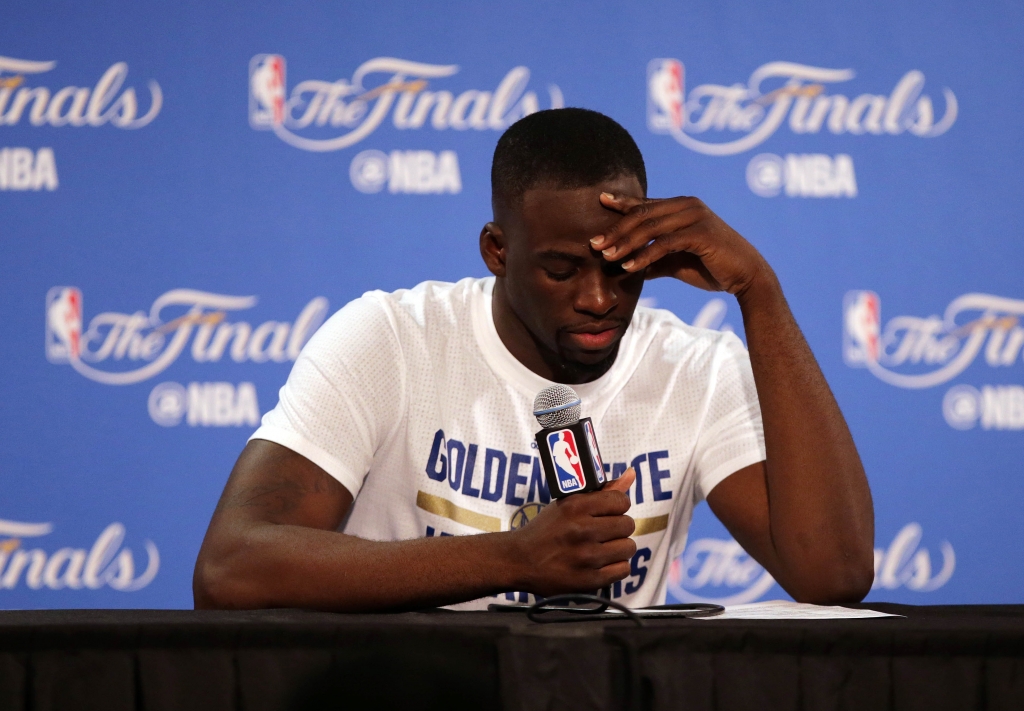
[533,385,607,498]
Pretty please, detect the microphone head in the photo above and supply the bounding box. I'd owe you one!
[533,385,582,428]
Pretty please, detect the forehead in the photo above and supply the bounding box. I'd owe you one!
[508,175,644,253]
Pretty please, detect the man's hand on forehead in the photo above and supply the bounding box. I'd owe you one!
[590,193,768,297]
[587,192,875,606]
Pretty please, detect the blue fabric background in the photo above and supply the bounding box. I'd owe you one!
[2,0,1021,608]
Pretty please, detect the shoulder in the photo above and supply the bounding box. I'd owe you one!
[304,277,483,361]
[316,277,481,335]
[371,276,482,324]
[631,304,746,365]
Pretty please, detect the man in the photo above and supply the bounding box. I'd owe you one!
[193,108,874,611]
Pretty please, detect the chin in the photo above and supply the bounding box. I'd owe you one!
[561,344,619,370]
[571,349,614,365]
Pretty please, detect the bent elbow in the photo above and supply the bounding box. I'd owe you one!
[806,570,872,605]
[193,541,268,610]
[789,552,875,605]
[193,556,238,610]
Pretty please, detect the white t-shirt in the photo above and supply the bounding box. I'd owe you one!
[251,276,765,609]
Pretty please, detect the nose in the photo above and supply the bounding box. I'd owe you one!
[574,266,617,318]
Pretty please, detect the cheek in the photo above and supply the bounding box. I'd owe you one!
[524,280,572,328]
[507,270,572,335]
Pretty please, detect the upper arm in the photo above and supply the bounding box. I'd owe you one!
[690,332,766,501]
[195,295,401,605]
[193,439,353,609]
[705,461,781,578]
[252,294,404,496]
[206,439,353,535]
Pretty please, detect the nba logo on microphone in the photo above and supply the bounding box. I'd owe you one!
[45,287,82,363]
[843,290,881,366]
[546,429,585,494]
[647,59,685,133]
[249,54,286,128]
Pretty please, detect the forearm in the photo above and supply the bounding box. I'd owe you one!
[194,523,522,612]
[737,267,874,602]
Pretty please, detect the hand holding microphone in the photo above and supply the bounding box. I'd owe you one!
[504,386,637,596]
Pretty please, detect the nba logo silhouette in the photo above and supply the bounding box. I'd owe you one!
[249,54,287,128]
[843,290,881,366]
[546,429,585,494]
[647,59,685,133]
[45,286,83,363]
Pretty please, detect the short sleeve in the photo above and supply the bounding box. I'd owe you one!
[250,293,405,496]
[692,332,766,501]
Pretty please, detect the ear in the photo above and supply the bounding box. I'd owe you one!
[479,222,508,277]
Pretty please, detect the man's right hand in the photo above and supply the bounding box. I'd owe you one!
[509,469,637,596]
[195,440,639,611]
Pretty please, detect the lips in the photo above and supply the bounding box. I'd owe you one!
[563,322,625,351]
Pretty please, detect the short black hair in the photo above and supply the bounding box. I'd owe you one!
[491,108,647,207]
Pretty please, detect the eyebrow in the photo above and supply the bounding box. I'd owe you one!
[535,249,588,264]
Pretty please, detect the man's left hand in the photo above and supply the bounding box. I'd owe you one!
[591,193,875,604]
[592,193,767,297]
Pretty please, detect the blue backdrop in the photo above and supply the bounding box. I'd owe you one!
[3,0,1022,608]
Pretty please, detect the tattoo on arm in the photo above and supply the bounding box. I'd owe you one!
[225,477,316,516]
[214,442,348,527]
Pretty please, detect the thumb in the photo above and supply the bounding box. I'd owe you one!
[602,467,636,494]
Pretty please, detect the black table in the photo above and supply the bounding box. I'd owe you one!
[1,605,1023,711]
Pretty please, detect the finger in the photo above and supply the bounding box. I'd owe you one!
[602,467,635,493]
[588,513,636,542]
[581,537,637,569]
[593,197,704,259]
[595,560,632,586]
[576,489,632,517]
[598,194,700,251]
[598,191,647,216]
[591,196,673,250]
[602,536,638,563]
[599,203,706,265]
[571,561,631,591]
[621,223,707,273]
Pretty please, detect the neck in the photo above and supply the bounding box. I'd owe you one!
[490,278,617,385]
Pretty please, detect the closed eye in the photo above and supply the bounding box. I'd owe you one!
[545,268,578,282]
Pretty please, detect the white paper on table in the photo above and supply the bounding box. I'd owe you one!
[692,600,902,620]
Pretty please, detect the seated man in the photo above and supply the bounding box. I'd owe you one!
[193,108,874,611]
